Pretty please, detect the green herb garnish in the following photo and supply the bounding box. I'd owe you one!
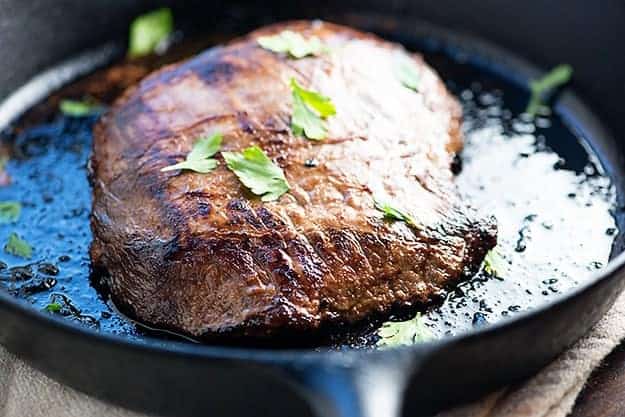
[59,99,102,117]
[128,7,174,58]
[161,133,222,173]
[4,232,33,259]
[0,201,21,224]
[257,30,327,58]
[395,54,420,91]
[483,247,506,277]
[44,302,62,313]
[378,314,432,348]
[290,78,336,140]
[374,199,418,228]
[526,64,573,116]
[222,146,290,202]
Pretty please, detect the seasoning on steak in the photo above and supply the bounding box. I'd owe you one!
[90,21,497,339]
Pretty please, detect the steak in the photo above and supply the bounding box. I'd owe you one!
[90,21,497,339]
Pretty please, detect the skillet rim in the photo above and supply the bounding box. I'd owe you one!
[0,22,623,365]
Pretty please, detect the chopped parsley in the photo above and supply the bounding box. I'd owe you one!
[128,8,174,58]
[44,302,62,313]
[378,314,432,348]
[59,99,103,117]
[4,232,33,259]
[222,146,290,202]
[395,54,420,91]
[257,30,327,58]
[0,201,21,224]
[161,133,222,173]
[483,247,506,277]
[374,199,418,228]
[526,64,573,116]
[290,78,336,140]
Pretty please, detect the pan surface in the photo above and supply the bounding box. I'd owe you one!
[0,4,624,417]
[0,22,618,347]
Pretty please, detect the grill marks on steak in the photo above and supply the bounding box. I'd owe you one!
[90,21,497,338]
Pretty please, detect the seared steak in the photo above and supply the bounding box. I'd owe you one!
[90,21,497,338]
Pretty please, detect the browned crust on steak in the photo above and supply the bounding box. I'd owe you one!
[90,20,497,338]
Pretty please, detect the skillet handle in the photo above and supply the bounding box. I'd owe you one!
[284,351,417,417]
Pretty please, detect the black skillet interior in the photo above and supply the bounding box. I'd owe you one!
[0,1,625,417]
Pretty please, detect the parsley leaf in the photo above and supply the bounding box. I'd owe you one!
[44,302,62,313]
[257,30,327,58]
[290,78,336,140]
[292,94,325,140]
[4,232,33,259]
[0,201,21,224]
[59,99,103,117]
[374,199,418,228]
[222,146,290,201]
[162,159,218,174]
[128,8,174,58]
[395,54,420,91]
[526,64,573,116]
[483,247,507,277]
[161,133,222,173]
[378,314,432,348]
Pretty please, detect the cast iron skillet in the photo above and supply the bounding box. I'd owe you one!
[1,1,625,417]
